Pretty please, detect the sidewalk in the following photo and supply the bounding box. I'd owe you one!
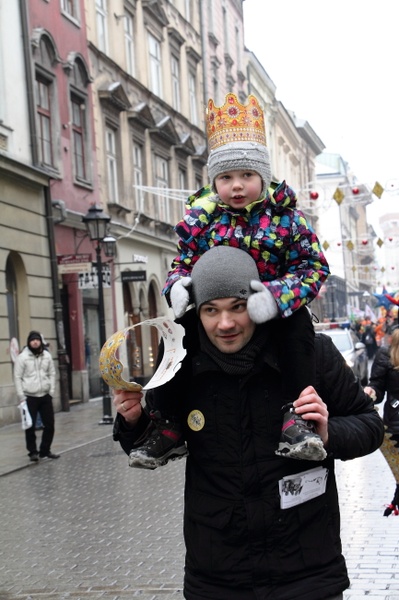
[0,398,113,477]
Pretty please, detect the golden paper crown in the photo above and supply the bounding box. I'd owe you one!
[206,93,266,152]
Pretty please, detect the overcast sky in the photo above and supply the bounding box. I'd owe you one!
[243,1,399,200]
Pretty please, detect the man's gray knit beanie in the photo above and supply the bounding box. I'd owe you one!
[207,141,272,194]
[191,246,260,311]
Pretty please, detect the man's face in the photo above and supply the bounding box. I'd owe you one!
[29,339,41,350]
[199,297,256,353]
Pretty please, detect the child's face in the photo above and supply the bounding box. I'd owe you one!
[214,170,263,209]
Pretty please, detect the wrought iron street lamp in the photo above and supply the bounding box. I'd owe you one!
[82,205,116,424]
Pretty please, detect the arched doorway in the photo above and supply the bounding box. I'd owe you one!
[121,278,162,386]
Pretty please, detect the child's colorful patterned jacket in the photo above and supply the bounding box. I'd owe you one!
[162,181,330,318]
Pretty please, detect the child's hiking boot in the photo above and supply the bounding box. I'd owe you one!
[128,410,188,469]
[275,403,327,461]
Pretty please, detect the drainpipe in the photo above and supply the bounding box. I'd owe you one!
[44,187,70,411]
[19,0,38,164]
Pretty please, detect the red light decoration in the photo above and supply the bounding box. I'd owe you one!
[309,191,319,200]
[361,240,368,245]
[352,187,360,195]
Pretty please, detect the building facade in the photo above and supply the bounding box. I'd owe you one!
[3,0,380,426]
[316,152,376,318]
[83,0,208,389]
[0,0,59,424]
[23,0,106,405]
[200,0,247,105]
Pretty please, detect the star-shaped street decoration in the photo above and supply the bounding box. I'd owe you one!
[373,293,393,309]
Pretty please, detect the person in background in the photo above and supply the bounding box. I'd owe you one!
[365,324,399,515]
[374,316,387,347]
[113,246,383,600]
[14,331,59,462]
[34,335,51,431]
[361,318,378,360]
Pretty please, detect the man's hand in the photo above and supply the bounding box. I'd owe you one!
[247,281,279,323]
[170,277,192,318]
[293,386,329,446]
[364,386,377,401]
[113,389,143,426]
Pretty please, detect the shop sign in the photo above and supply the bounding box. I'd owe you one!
[121,270,147,283]
[58,254,92,274]
[133,254,148,263]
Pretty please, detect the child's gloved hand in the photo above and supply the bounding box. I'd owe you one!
[247,280,279,323]
[170,277,192,318]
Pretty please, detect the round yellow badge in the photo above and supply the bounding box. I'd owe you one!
[187,410,205,431]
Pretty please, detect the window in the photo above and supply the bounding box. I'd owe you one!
[124,12,135,76]
[235,27,241,71]
[223,6,229,52]
[70,60,90,183]
[36,76,54,167]
[185,0,191,21]
[106,127,119,203]
[133,143,144,211]
[96,0,108,53]
[212,74,219,101]
[148,33,162,97]
[33,36,58,170]
[61,0,79,20]
[178,168,186,190]
[154,154,169,223]
[171,55,181,111]
[71,95,86,180]
[188,72,198,126]
[207,0,214,32]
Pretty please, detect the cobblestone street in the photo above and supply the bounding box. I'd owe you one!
[1,437,185,600]
[1,400,399,599]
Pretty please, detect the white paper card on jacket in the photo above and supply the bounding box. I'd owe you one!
[279,466,328,509]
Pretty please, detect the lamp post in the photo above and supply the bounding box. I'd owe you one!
[82,205,116,425]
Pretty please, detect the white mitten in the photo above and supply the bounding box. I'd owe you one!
[247,280,279,323]
[170,277,192,318]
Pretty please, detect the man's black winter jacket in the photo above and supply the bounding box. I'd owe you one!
[114,325,384,600]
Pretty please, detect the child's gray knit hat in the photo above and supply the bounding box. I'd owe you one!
[207,141,272,194]
[191,246,260,311]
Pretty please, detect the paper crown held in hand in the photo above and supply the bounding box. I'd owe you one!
[99,328,143,391]
[99,317,187,391]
